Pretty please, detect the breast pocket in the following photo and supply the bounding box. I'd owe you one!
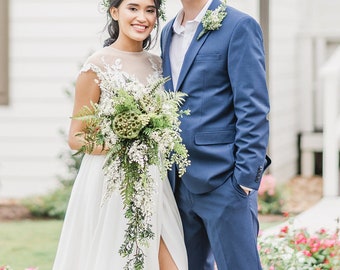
[195,53,222,62]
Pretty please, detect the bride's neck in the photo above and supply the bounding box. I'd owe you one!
[111,39,143,53]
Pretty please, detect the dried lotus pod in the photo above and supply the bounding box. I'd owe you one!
[140,94,161,113]
[112,111,148,139]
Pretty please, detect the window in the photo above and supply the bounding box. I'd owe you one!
[0,0,9,105]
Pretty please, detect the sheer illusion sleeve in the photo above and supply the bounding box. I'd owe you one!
[78,46,163,87]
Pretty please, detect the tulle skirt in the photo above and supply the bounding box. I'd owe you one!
[52,154,188,270]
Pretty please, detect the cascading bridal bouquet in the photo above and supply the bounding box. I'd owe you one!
[73,65,190,270]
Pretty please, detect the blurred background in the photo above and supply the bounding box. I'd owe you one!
[0,0,339,199]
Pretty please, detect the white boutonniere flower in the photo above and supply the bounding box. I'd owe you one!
[197,0,228,40]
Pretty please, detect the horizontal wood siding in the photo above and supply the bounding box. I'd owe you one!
[4,0,340,198]
[0,0,104,198]
[267,0,301,183]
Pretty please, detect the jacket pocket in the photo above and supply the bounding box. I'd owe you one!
[194,130,235,145]
[195,53,222,62]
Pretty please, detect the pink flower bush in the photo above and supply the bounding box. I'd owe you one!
[259,174,276,197]
[258,224,340,269]
[258,174,285,215]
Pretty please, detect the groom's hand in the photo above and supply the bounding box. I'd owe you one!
[239,185,252,195]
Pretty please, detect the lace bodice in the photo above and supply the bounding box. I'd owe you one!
[80,46,162,102]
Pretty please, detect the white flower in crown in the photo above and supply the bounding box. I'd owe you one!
[197,0,228,40]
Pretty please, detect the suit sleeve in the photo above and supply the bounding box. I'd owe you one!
[228,16,270,190]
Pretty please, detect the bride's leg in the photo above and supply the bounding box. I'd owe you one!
[159,237,178,270]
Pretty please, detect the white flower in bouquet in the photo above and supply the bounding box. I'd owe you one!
[73,62,190,269]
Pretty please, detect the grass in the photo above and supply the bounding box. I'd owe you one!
[0,218,282,270]
[0,220,63,270]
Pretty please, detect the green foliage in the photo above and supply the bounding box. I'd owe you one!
[258,190,285,215]
[259,222,340,269]
[23,130,83,220]
[22,185,73,220]
[258,175,285,215]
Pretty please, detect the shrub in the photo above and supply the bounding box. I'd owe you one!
[258,174,285,215]
[258,222,340,269]
[22,131,83,220]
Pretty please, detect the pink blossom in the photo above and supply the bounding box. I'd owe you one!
[303,250,312,257]
[258,174,276,196]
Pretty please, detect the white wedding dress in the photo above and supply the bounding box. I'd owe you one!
[52,46,188,270]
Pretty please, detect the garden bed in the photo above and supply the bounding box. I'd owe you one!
[0,176,324,222]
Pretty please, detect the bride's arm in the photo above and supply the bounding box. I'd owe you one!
[68,70,105,155]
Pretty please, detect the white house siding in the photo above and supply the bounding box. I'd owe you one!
[266,0,301,183]
[4,0,338,198]
[0,0,105,198]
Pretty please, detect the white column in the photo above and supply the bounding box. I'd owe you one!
[298,36,315,176]
[322,77,339,196]
[320,47,340,197]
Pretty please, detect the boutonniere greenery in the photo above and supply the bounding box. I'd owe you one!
[197,0,228,40]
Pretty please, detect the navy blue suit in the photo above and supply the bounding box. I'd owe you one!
[161,2,270,269]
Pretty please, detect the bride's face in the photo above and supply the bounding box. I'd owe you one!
[111,0,157,47]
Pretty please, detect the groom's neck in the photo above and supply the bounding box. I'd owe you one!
[181,0,209,24]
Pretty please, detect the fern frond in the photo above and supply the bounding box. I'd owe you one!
[149,76,171,93]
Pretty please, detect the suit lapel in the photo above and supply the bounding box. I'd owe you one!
[162,20,175,91]
[176,0,220,91]
[175,25,209,91]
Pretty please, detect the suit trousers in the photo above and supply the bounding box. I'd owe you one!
[175,176,262,270]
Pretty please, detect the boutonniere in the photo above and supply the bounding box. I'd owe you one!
[197,0,228,40]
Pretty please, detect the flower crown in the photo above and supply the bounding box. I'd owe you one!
[101,0,166,21]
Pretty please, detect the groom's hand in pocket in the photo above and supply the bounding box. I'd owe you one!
[240,185,252,195]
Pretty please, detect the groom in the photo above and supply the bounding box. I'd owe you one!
[161,0,270,269]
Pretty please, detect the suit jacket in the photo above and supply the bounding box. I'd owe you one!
[161,2,271,194]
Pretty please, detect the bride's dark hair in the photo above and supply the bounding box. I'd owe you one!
[103,0,162,49]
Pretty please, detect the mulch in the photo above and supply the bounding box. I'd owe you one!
[0,176,324,222]
[0,199,32,221]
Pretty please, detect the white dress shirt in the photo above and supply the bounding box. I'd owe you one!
[169,0,212,90]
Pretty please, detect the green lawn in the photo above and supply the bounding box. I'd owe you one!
[0,219,282,270]
[0,220,63,270]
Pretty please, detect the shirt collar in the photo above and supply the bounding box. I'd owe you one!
[172,0,213,35]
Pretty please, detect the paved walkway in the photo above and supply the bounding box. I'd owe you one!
[263,196,340,236]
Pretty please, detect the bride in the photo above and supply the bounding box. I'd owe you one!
[52,0,188,269]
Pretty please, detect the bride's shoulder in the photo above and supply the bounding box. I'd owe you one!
[145,51,161,64]
[86,46,118,65]
[80,46,120,74]
[145,51,162,71]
